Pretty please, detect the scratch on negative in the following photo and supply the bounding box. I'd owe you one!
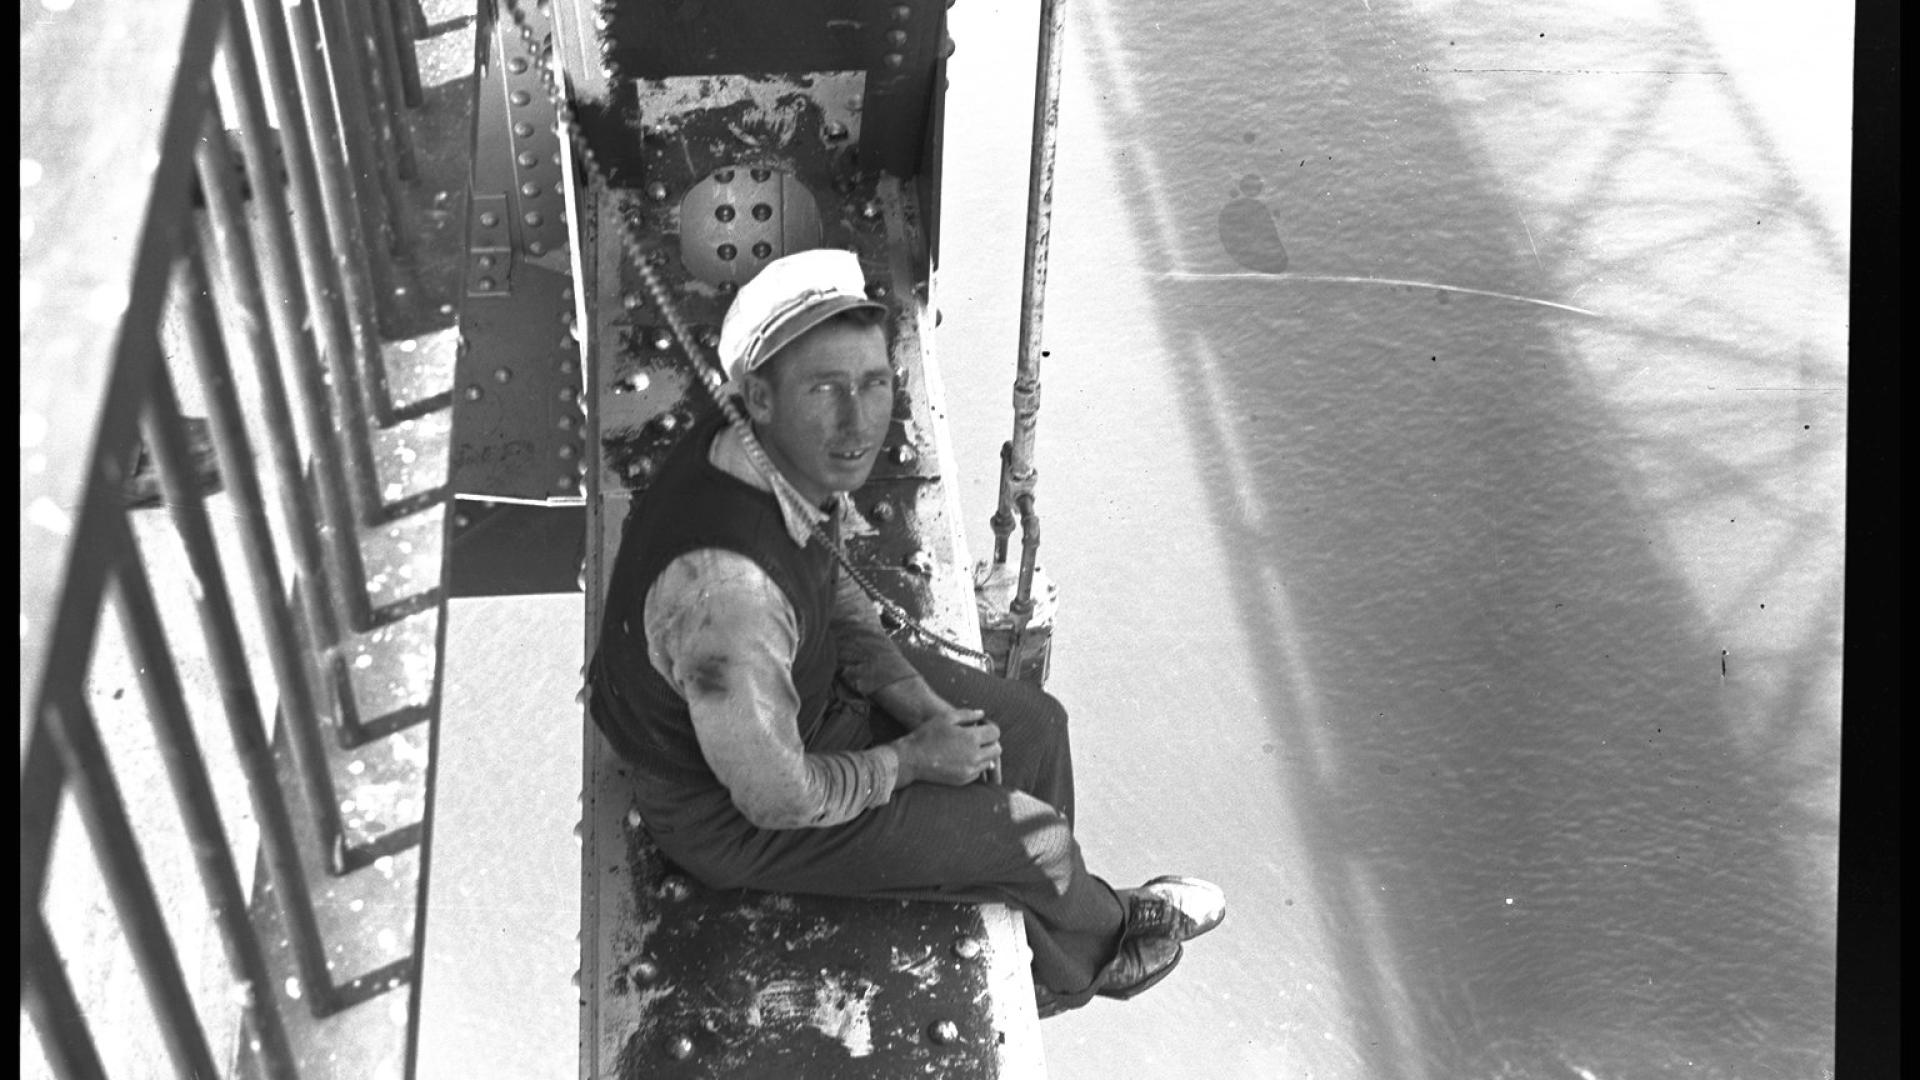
[1163,270,1603,318]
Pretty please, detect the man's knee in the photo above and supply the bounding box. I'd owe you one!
[1007,792,1079,897]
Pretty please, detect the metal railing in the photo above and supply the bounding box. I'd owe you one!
[21,0,452,1076]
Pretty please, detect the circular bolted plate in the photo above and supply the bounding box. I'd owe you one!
[678,165,825,286]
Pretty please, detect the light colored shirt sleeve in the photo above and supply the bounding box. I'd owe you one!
[642,548,900,830]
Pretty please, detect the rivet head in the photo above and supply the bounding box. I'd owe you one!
[717,243,738,261]
[751,203,774,222]
[860,200,882,221]
[928,1019,961,1045]
[494,367,512,383]
[823,121,849,142]
[476,276,496,291]
[557,444,576,460]
[558,386,576,401]
[953,936,982,960]
[622,292,645,310]
[631,959,660,985]
[750,167,773,182]
[454,513,471,530]
[556,475,576,490]
[650,330,673,351]
[520,182,541,198]
[886,30,908,47]
[893,443,916,466]
[904,549,934,576]
[870,501,895,523]
[666,1034,695,1060]
[646,181,669,202]
[517,151,538,167]
[527,241,547,255]
[882,53,905,70]
[508,57,528,74]
[890,5,911,23]
[657,412,680,432]
[477,254,496,269]
[524,211,544,226]
[713,168,735,183]
[480,212,501,227]
[751,241,773,259]
[660,875,692,901]
[463,386,482,401]
[510,90,532,106]
[698,327,720,348]
[513,121,535,137]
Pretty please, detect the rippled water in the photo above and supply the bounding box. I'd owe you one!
[939,1,1846,1077]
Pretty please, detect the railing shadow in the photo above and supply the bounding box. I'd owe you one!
[1068,0,1842,1075]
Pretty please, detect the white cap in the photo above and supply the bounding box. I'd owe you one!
[717,248,887,384]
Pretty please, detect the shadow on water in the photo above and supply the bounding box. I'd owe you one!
[1074,0,1840,1076]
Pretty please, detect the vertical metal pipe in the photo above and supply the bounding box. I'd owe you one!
[95,442,301,1074]
[271,0,391,524]
[237,0,390,549]
[364,0,421,178]
[139,363,338,1029]
[174,247,352,874]
[21,912,112,1080]
[385,0,425,107]
[194,99,366,641]
[1001,0,1068,611]
[317,0,411,258]
[42,689,223,1080]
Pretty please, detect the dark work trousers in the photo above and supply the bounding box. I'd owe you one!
[639,644,1128,1011]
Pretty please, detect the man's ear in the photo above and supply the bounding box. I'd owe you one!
[742,370,774,423]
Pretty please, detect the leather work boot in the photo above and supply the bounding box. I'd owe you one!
[1094,932,1184,1002]
[1120,875,1228,943]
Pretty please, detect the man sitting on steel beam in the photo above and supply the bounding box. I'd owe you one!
[586,248,1225,1016]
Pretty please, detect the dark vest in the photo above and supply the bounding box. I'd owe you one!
[588,407,840,789]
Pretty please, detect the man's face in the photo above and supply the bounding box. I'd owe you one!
[744,317,894,507]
